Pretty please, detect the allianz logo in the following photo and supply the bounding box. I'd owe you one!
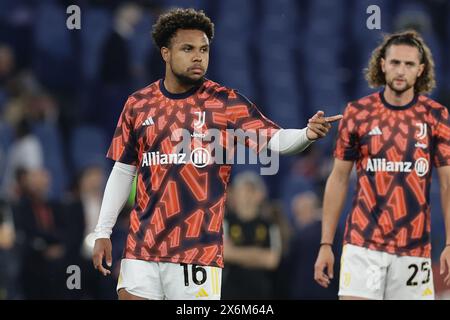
[365,158,429,177]
[141,148,210,168]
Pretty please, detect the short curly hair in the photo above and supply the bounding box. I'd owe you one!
[364,30,436,94]
[151,8,214,49]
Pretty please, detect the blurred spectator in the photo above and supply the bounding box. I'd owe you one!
[290,145,322,182]
[2,70,57,130]
[13,167,69,299]
[0,44,15,79]
[24,92,59,124]
[63,165,118,299]
[100,3,142,86]
[282,191,342,299]
[2,70,43,104]
[0,44,16,110]
[292,191,321,228]
[1,119,43,201]
[268,201,292,259]
[222,171,282,299]
[0,200,17,299]
[97,3,143,134]
[0,201,14,250]
[78,166,104,242]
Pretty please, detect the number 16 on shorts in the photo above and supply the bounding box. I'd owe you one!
[179,263,222,299]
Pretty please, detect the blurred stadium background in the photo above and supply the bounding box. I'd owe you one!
[0,0,450,299]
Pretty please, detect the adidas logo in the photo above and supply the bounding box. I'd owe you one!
[195,288,209,298]
[142,117,154,126]
[368,126,382,136]
[422,287,433,297]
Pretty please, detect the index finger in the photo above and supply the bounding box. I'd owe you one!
[314,264,330,286]
[325,115,343,123]
[315,272,330,288]
[94,261,111,276]
[93,252,111,276]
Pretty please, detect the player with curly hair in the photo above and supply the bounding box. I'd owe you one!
[314,30,450,300]
[92,8,341,300]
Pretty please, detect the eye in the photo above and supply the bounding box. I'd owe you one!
[201,47,209,53]
[183,47,191,52]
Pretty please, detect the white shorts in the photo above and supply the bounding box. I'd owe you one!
[338,244,434,300]
[117,259,222,300]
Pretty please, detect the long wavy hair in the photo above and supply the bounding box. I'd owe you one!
[364,30,436,94]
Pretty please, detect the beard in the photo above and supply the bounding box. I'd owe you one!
[386,78,414,95]
[171,66,205,87]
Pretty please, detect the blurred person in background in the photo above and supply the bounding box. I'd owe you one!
[1,71,45,124]
[0,44,15,82]
[289,144,323,184]
[98,3,143,135]
[0,200,17,299]
[100,3,142,87]
[13,167,68,299]
[63,165,117,299]
[1,119,43,201]
[222,171,282,299]
[0,44,16,110]
[282,191,341,299]
[23,92,59,125]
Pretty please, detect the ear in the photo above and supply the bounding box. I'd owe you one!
[161,47,170,63]
[417,63,425,77]
[380,58,386,73]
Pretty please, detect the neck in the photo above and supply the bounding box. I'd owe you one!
[236,206,258,221]
[383,86,415,107]
[164,70,196,94]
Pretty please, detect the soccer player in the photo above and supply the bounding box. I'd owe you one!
[314,30,450,300]
[92,8,341,300]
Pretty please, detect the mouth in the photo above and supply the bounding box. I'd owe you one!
[189,66,204,74]
[393,79,406,86]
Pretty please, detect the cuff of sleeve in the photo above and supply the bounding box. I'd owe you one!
[94,230,112,240]
[305,127,315,142]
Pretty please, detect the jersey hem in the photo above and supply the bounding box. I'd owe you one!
[343,240,431,258]
[123,253,224,269]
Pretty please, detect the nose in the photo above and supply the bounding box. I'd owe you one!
[397,63,406,76]
[192,49,203,62]
[192,54,202,62]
